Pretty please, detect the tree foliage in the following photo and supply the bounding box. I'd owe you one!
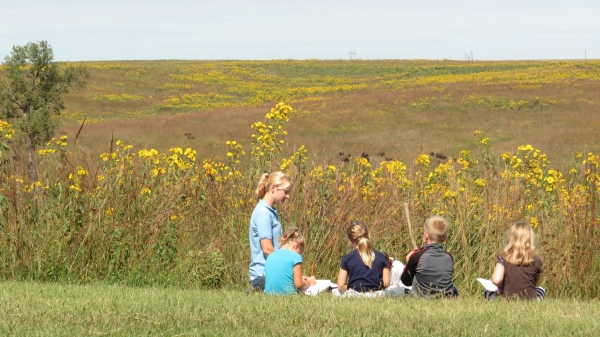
[0,40,89,146]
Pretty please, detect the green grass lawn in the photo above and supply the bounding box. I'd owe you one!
[1,281,598,336]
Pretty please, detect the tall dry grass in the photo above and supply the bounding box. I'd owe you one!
[1,102,599,297]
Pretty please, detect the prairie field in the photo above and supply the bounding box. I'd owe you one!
[1,60,600,299]
[57,59,600,170]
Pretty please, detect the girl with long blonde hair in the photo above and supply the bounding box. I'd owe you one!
[337,221,391,294]
[488,222,545,299]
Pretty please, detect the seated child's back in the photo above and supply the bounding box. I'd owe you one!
[498,255,542,298]
[337,221,390,293]
[491,222,544,299]
[341,249,389,292]
[264,228,315,295]
[400,216,457,297]
[264,248,302,295]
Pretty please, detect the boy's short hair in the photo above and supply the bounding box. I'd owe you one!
[424,216,449,242]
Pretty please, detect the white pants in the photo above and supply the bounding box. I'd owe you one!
[333,259,412,297]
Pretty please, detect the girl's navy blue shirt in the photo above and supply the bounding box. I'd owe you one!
[340,249,389,292]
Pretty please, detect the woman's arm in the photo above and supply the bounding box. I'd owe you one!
[293,264,314,290]
[491,263,505,287]
[337,268,348,293]
[255,212,276,257]
[260,239,275,257]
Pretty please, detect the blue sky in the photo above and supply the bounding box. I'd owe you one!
[1,0,599,61]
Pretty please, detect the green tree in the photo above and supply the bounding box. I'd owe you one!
[0,40,89,178]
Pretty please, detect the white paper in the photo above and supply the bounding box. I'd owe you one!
[320,257,413,297]
[476,278,499,292]
[303,280,338,296]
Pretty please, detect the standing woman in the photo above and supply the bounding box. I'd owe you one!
[248,171,294,290]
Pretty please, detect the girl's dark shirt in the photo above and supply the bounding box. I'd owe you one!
[340,249,388,292]
[498,254,542,299]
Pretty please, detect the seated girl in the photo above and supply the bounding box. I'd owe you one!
[336,221,391,296]
[486,222,545,300]
[264,228,316,295]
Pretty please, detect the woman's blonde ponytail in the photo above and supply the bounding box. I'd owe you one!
[255,173,270,199]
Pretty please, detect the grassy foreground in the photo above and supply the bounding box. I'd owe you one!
[1,282,599,336]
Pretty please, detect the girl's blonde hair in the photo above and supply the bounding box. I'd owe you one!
[255,171,294,199]
[500,222,536,266]
[278,228,305,253]
[346,221,375,268]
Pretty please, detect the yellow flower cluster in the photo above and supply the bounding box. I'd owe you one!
[162,93,236,110]
[309,165,337,185]
[410,97,437,110]
[99,140,136,179]
[168,148,197,171]
[456,150,478,171]
[544,169,563,192]
[280,145,308,175]
[137,149,167,176]
[583,152,600,185]
[0,120,15,140]
[76,166,89,176]
[462,95,531,111]
[423,160,457,201]
[379,61,600,90]
[225,140,245,166]
[87,62,135,70]
[202,159,233,182]
[265,102,292,121]
[22,181,49,193]
[139,149,160,161]
[415,154,430,167]
[372,160,412,191]
[502,144,550,188]
[37,135,69,156]
[67,167,87,194]
[250,102,292,161]
[93,93,145,102]
[509,99,529,110]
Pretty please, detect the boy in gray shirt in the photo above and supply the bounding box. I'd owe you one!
[400,216,458,298]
